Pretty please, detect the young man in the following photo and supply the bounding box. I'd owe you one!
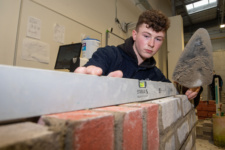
[75,10,200,100]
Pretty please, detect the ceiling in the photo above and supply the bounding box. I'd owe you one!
[173,0,225,33]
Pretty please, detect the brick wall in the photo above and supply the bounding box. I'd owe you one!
[0,95,197,150]
[196,100,218,120]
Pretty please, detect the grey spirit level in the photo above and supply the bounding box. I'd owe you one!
[0,65,177,121]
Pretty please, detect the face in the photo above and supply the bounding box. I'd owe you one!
[132,23,165,63]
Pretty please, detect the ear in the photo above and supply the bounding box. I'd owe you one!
[132,30,137,41]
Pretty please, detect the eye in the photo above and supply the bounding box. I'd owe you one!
[156,38,163,42]
[144,35,150,38]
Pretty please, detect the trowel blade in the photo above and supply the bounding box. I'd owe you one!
[172,28,213,88]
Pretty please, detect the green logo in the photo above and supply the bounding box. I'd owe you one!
[139,80,146,88]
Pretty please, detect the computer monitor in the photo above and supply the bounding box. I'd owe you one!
[54,43,82,71]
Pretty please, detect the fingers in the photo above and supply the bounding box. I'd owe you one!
[185,89,197,99]
[107,70,123,78]
[86,66,103,76]
[75,66,123,78]
[74,66,103,76]
[185,87,201,100]
[74,67,87,74]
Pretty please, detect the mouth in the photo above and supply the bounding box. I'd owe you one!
[145,49,153,53]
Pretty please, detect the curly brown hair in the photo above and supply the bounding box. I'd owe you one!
[136,10,170,32]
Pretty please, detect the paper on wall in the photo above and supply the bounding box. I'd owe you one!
[53,23,65,44]
[21,38,50,64]
[27,16,41,40]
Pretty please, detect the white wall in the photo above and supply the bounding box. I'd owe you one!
[33,0,141,43]
[0,0,21,65]
[184,27,225,51]
[0,0,141,69]
[15,0,102,70]
[148,0,172,16]
[201,51,225,101]
[167,15,184,81]
[0,0,173,74]
[157,38,168,77]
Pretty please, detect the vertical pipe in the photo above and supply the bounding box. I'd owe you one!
[13,0,23,66]
[221,0,225,24]
[215,78,221,116]
[115,0,118,20]
[105,30,109,46]
[171,0,176,16]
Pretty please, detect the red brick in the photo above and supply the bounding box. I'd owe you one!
[120,103,159,150]
[198,102,208,106]
[196,105,203,111]
[197,111,208,117]
[40,110,114,150]
[208,104,216,107]
[199,100,208,104]
[198,103,208,107]
[94,106,143,150]
[207,106,216,112]
[197,103,208,111]
[208,100,215,105]
[201,106,209,111]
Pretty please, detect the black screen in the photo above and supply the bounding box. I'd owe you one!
[54,43,82,69]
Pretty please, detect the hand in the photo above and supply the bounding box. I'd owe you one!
[74,65,123,78]
[74,65,102,76]
[185,87,201,100]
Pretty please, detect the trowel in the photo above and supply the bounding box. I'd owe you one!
[172,28,213,89]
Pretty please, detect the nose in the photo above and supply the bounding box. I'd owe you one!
[148,38,154,48]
